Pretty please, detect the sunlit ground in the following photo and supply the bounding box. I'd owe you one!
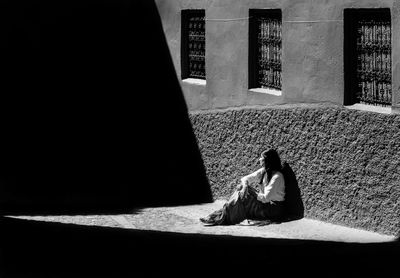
[8,200,396,243]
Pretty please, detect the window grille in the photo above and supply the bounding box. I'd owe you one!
[181,10,205,80]
[249,10,282,90]
[345,9,392,107]
[356,19,392,106]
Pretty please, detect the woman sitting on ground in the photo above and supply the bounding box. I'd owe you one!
[200,149,285,226]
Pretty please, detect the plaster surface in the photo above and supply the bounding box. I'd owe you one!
[393,0,400,109]
[156,0,399,111]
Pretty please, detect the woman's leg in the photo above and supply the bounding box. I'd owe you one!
[262,201,285,221]
[200,186,258,225]
[247,201,285,224]
[200,186,285,225]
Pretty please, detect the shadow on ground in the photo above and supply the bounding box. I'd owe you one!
[0,216,399,278]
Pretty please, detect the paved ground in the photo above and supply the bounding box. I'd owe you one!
[10,200,396,243]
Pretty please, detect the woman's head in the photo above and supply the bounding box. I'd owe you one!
[259,149,282,171]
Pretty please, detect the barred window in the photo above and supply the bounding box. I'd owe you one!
[344,9,392,107]
[181,10,206,80]
[249,9,282,90]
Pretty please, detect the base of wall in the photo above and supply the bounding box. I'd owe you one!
[345,103,392,114]
[392,104,400,114]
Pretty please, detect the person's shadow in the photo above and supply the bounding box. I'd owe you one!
[281,161,304,222]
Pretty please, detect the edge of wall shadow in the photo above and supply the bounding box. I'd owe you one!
[0,0,212,215]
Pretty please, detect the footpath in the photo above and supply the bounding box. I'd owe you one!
[10,200,396,243]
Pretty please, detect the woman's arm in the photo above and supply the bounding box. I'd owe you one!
[240,168,264,188]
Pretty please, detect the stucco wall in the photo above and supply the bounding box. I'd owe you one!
[155,0,399,112]
[189,105,400,235]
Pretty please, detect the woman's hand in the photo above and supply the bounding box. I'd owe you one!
[239,187,248,199]
[256,193,265,202]
[236,179,248,191]
[239,182,251,199]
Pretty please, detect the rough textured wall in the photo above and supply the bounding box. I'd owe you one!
[189,105,400,235]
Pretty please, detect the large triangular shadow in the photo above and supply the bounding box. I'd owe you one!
[0,0,212,215]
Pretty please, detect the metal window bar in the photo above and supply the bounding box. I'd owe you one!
[257,17,282,90]
[188,15,206,79]
[356,19,391,106]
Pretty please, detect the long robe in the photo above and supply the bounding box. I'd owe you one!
[201,185,284,225]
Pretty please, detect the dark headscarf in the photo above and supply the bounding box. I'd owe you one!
[259,149,282,185]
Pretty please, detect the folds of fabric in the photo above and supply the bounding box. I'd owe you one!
[203,186,284,225]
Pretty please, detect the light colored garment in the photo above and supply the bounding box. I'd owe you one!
[240,168,285,203]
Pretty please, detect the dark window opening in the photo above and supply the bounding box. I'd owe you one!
[249,9,282,90]
[344,9,392,106]
[181,10,206,80]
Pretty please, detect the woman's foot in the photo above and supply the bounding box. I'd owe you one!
[200,209,225,225]
[199,217,216,225]
[200,217,222,226]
